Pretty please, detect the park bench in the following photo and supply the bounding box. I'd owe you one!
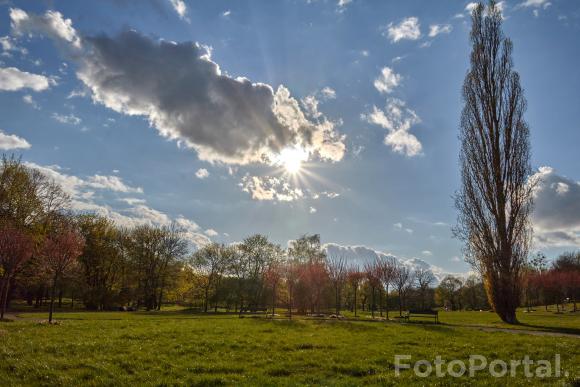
[239,307,268,314]
[404,309,439,323]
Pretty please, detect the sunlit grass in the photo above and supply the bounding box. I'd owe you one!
[1,308,578,385]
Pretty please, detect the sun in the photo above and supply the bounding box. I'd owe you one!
[276,147,308,174]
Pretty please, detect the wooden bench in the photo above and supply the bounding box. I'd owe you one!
[239,307,268,314]
[404,309,439,323]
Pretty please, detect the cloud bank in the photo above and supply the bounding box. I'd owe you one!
[323,243,465,284]
[25,162,211,248]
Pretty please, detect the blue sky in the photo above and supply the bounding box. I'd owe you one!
[1,0,579,274]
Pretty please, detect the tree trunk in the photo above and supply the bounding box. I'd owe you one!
[157,288,163,311]
[379,288,383,317]
[288,293,292,320]
[385,285,389,320]
[486,275,519,324]
[272,284,276,317]
[371,287,375,318]
[204,286,209,313]
[335,286,340,315]
[49,275,58,323]
[398,289,403,317]
[354,287,358,317]
[0,278,9,320]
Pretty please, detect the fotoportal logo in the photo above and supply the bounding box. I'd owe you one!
[394,354,567,378]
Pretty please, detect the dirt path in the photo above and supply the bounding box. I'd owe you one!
[455,324,580,339]
[1,313,44,323]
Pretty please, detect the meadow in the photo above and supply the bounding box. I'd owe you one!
[1,308,578,386]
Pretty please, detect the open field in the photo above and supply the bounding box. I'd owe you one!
[1,308,578,386]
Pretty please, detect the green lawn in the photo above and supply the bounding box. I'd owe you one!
[1,308,578,386]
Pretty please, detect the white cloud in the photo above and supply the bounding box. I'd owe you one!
[87,175,143,193]
[385,17,421,43]
[337,0,352,12]
[0,36,27,56]
[276,86,346,163]
[10,8,81,50]
[13,7,345,166]
[428,24,453,38]
[517,0,550,16]
[67,89,87,99]
[0,130,31,150]
[530,167,580,248]
[323,243,464,284]
[362,98,422,157]
[309,206,317,214]
[240,175,304,202]
[373,67,402,94]
[205,228,219,237]
[553,182,568,195]
[465,2,479,13]
[195,168,210,179]
[24,162,142,197]
[422,250,433,256]
[168,0,189,21]
[301,87,337,119]
[119,197,146,205]
[466,1,506,17]
[518,0,551,8]
[301,95,321,119]
[239,175,339,202]
[52,112,82,125]
[496,2,506,14]
[0,67,53,91]
[321,191,340,199]
[222,10,231,17]
[25,161,211,248]
[393,222,413,234]
[22,94,40,109]
[321,87,336,100]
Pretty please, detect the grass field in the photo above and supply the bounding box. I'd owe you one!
[1,308,578,386]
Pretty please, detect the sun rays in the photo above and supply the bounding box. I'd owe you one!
[275,146,309,175]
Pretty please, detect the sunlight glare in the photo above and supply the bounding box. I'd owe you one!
[276,147,309,174]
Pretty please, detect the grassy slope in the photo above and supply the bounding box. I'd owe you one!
[1,309,578,386]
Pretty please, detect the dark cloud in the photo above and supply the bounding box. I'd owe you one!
[531,167,580,247]
[11,8,345,165]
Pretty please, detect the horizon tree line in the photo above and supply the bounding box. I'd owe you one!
[1,155,579,321]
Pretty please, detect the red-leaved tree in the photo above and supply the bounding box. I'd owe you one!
[42,224,85,323]
[0,225,35,320]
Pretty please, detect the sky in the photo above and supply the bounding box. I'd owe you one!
[0,0,579,276]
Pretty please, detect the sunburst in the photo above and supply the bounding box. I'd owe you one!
[275,146,309,175]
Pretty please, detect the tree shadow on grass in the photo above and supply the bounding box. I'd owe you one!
[514,322,580,336]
